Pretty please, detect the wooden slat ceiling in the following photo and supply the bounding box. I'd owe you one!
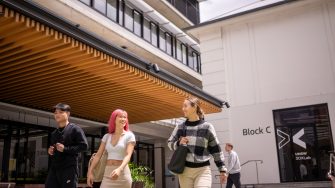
[0,5,222,124]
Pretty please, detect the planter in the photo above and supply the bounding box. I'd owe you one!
[132,181,144,188]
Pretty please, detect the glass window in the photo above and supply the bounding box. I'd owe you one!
[187,1,198,24]
[150,23,158,47]
[107,0,117,21]
[2,125,50,184]
[124,5,133,31]
[94,137,101,152]
[182,44,187,64]
[175,0,187,15]
[132,142,155,181]
[176,40,182,61]
[166,33,172,55]
[118,0,124,25]
[143,18,151,42]
[93,0,106,14]
[188,50,194,69]
[80,0,91,6]
[86,137,92,155]
[134,11,141,37]
[159,29,166,51]
[193,52,199,72]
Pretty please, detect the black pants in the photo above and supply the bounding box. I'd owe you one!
[45,166,78,188]
[226,172,241,188]
[93,182,101,188]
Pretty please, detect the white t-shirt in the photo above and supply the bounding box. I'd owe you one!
[102,132,136,160]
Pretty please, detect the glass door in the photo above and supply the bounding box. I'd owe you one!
[0,120,52,183]
[274,104,333,182]
[291,125,316,181]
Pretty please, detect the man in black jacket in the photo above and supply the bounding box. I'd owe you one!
[45,103,88,188]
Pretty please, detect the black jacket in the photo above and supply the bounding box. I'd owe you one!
[50,123,88,168]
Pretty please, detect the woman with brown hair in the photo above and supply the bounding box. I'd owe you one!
[87,109,136,188]
[168,97,227,188]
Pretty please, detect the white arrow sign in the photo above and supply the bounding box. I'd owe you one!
[277,129,290,149]
[293,128,306,149]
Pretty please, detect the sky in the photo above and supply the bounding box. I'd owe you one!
[199,0,284,23]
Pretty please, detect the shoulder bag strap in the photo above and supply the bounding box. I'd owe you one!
[182,122,187,137]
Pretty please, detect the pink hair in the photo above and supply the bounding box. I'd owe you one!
[108,109,129,133]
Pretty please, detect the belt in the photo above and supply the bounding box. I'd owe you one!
[185,161,210,168]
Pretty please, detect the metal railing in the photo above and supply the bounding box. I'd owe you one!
[214,160,263,188]
[241,160,263,184]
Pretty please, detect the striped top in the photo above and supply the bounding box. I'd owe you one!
[167,120,227,172]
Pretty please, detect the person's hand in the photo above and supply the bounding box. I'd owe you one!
[110,168,122,180]
[179,137,189,145]
[55,143,64,152]
[220,172,228,184]
[87,172,94,187]
[48,146,55,155]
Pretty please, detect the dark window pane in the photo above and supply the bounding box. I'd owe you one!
[107,0,117,21]
[8,127,50,184]
[187,1,198,24]
[188,0,198,7]
[175,0,187,15]
[93,0,106,14]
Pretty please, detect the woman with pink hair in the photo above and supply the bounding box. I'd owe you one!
[87,109,136,188]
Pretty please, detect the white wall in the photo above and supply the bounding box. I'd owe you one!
[196,0,335,186]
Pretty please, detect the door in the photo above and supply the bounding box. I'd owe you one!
[274,104,333,182]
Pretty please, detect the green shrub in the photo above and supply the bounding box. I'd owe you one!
[129,163,154,188]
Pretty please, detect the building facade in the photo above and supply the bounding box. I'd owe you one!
[187,0,335,187]
[0,0,225,187]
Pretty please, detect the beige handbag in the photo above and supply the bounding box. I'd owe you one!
[89,151,107,182]
[88,134,110,182]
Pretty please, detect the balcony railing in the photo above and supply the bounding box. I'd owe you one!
[79,0,202,74]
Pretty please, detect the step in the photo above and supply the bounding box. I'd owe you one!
[242,181,332,188]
